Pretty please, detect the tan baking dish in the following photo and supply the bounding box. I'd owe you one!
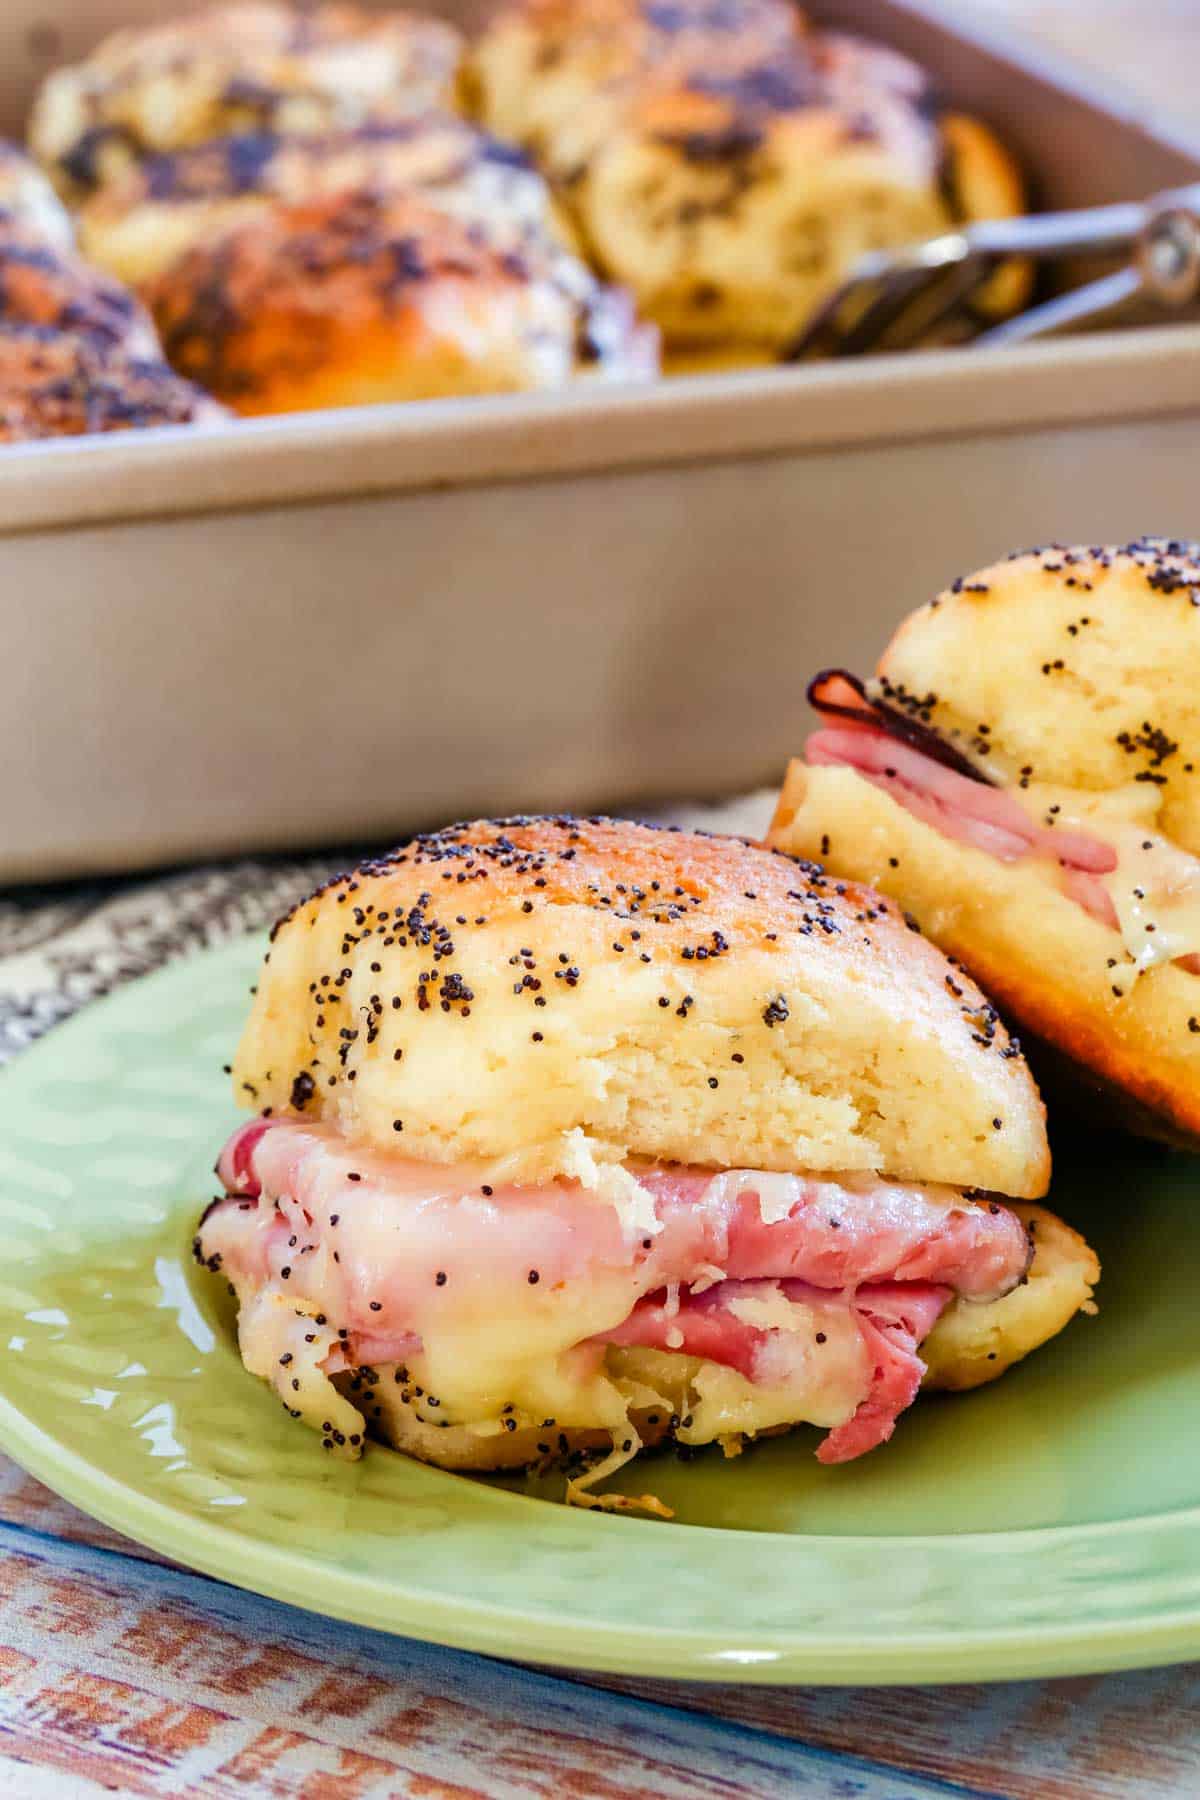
[3,0,1200,881]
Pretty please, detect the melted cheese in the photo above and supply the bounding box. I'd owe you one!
[1026,782,1200,975]
[607,1337,867,1443]
[1104,835,1200,972]
[229,1271,871,1478]
[702,1170,806,1225]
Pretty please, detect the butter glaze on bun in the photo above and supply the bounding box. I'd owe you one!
[770,539,1200,1147]
[235,814,1049,1195]
[30,1,462,200]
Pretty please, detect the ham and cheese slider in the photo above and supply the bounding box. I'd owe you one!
[771,538,1200,1147]
[197,816,1095,1513]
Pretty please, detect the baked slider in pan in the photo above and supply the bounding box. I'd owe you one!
[143,185,656,413]
[78,115,561,289]
[770,539,1200,1149]
[467,0,1024,358]
[29,1,463,202]
[196,816,1096,1513]
[0,325,227,441]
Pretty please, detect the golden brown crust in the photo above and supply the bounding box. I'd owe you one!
[143,185,653,412]
[30,1,463,200]
[233,814,1050,1194]
[0,326,227,441]
[772,758,1200,1151]
[930,921,1200,1151]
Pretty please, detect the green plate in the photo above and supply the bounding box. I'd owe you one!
[1,935,1199,1685]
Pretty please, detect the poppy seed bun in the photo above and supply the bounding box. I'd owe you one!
[769,540,1200,1147]
[29,1,462,201]
[143,187,654,412]
[881,541,1200,854]
[467,0,1024,351]
[234,815,1049,1196]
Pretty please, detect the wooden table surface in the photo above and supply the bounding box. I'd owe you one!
[3,4,1199,1796]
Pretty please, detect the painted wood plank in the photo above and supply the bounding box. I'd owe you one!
[3,1451,1200,1799]
[0,1523,960,1800]
[574,1669,1200,1800]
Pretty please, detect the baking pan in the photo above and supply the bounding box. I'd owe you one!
[3,0,1200,881]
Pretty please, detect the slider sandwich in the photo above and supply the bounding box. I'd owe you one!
[197,816,1096,1512]
[772,537,1200,1147]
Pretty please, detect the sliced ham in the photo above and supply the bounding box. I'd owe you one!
[201,1117,1032,1468]
[597,1276,950,1461]
[807,724,1117,873]
[803,675,1200,980]
[817,1283,948,1464]
[806,670,984,780]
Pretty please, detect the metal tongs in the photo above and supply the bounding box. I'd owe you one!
[790,183,1200,358]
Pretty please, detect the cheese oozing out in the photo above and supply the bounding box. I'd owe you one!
[806,677,1200,985]
[197,1117,1031,1504]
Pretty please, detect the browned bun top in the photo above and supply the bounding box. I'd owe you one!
[0,221,159,357]
[142,185,642,410]
[233,814,1050,1195]
[0,326,226,440]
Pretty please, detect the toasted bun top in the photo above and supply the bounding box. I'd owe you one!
[879,539,1200,855]
[0,326,226,440]
[233,815,1049,1195]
